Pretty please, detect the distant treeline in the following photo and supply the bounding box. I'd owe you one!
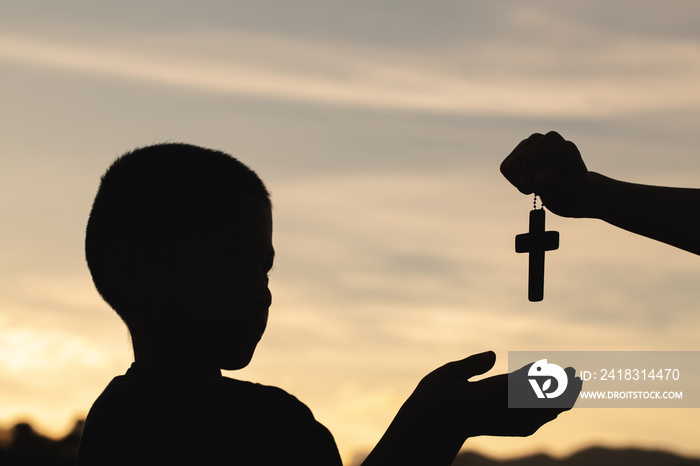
[0,419,82,466]
[452,447,700,466]
[0,419,698,466]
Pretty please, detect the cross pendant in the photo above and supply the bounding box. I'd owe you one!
[515,209,559,302]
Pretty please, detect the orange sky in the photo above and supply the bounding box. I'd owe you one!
[1,2,699,463]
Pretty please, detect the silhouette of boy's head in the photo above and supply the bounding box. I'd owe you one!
[86,143,273,370]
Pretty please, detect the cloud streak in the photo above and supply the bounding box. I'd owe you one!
[1,29,699,118]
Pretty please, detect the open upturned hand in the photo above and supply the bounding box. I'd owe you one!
[396,351,581,440]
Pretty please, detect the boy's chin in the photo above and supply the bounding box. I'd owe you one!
[219,359,252,371]
[217,345,258,371]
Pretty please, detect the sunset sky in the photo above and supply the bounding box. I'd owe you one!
[1,1,699,463]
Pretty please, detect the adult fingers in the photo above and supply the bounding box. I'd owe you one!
[501,132,566,193]
[500,133,543,187]
[519,139,583,195]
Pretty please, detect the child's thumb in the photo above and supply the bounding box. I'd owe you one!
[426,351,497,384]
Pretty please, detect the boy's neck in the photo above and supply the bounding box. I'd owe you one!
[132,336,223,382]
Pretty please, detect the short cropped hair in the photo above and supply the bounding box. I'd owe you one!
[85,143,270,320]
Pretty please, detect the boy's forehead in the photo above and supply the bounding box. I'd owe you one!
[182,187,271,237]
[138,180,272,246]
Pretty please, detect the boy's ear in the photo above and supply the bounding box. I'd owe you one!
[107,240,161,300]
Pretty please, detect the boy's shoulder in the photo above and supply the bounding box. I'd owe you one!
[78,364,342,465]
[222,375,315,423]
[91,364,313,421]
[84,363,322,431]
[91,364,299,408]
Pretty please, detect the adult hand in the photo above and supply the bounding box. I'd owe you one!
[500,131,592,218]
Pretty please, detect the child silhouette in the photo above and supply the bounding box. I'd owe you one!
[78,143,578,465]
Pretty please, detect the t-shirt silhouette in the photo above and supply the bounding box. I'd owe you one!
[77,363,343,465]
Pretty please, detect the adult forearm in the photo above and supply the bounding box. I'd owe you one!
[587,172,700,255]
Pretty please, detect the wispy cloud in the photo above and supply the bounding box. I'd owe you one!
[1,29,699,117]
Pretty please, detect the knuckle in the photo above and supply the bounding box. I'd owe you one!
[563,140,579,155]
[544,130,564,141]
